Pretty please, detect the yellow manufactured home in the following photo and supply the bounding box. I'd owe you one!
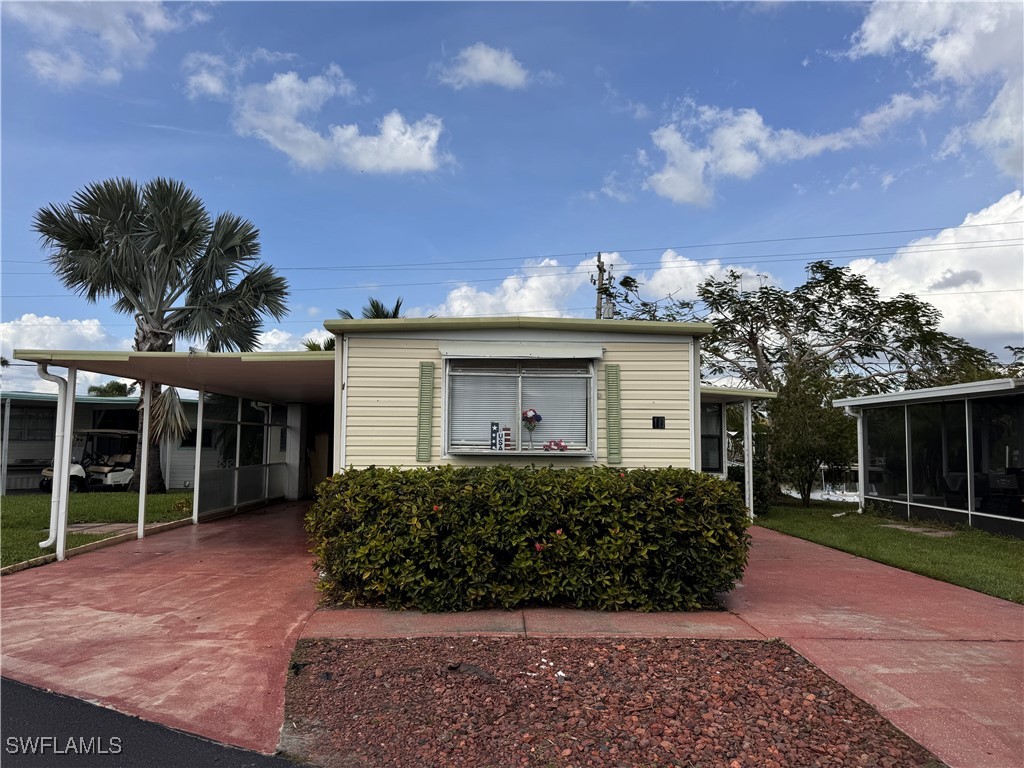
[328,317,725,471]
[13,317,772,560]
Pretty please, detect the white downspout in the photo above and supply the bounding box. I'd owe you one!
[36,364,67,548]
[743,399,754,519]
[55,367,77,560]
[192,390,204,524]
[137,380,152,539]
[845,406,865,514]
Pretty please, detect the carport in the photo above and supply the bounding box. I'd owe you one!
[11,348,335,560]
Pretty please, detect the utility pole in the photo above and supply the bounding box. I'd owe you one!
[593,252,606,319]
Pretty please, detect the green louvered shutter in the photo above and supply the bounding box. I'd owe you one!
[416,362,434,462]
[605,364,622,464]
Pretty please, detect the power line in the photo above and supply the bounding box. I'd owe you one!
[5,235,1022,276]
[4,220,1021,271]
[4,240,1021,299]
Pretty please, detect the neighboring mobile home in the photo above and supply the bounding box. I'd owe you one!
[835,378,1024,537]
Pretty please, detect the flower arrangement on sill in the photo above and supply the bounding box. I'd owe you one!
[521,408,542,449]
[543,439,568,452]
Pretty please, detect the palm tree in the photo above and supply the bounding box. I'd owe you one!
[34,177,289,491]
[337,296,404,319]
[303,337,336,352]
[304,296,405,352]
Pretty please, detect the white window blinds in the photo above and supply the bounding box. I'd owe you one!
[448,360,592,454]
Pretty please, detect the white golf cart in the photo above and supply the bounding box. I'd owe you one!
[40,429,137,493]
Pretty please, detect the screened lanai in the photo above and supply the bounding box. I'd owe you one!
[835,378,1024,537]
[11,349,335,560]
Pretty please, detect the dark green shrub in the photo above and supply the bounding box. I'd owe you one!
[727,452,779,517]
[307,465,750,612]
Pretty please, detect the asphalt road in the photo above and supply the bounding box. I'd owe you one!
[1,678,306,768]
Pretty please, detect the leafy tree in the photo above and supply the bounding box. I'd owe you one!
[603,260,998,395]
[34,177,288,491]
[768,363,857,507]
[87,380,137,397]
[337,296,405,319]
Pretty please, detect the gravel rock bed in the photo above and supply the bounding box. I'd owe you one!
[282,637,945,768]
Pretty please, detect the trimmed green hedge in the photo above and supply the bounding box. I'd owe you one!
[307,465,751,612]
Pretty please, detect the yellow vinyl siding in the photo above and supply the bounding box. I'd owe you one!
[343,336,692,470]
[345,337,440,468]
[598,341,691,468]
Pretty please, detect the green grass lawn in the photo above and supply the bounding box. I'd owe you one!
[1,492,193,569]
[756,497,1024,604]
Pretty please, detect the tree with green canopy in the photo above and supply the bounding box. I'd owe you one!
[34,177,289,491]
[602,260,1000,395]
[602,260,1003,506]
[87,380,137,397]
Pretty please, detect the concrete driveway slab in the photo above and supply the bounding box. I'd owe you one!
[1,501,319,754]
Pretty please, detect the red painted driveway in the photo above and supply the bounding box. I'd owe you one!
[1,501,319,754]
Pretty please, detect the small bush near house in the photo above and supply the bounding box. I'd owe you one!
[307,465,750,612]
[727,452,779,517]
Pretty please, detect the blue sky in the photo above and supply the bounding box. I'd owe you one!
[2,1,1022,393]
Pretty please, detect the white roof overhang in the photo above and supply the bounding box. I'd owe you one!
[12,349,336,404]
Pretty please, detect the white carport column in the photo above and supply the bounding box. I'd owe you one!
[1,396,11,496]
[743,399,754,519]
[191,390,205,524]
[55,367,77,561]
[137,380,153,539]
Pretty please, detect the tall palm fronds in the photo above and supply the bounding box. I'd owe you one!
[337,296,404,319]
[35,177,289,490]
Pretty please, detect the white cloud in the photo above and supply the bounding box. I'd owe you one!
[848,190,1024,353]
[433,257,602,317]
[643,93,942,206]
[438,43,530,90]
[629,251,773,304]
[0,314,131,394]
[255,328,304,352]
[849,1,1023,180]
[188,60,450,174]
[4,2,197,87]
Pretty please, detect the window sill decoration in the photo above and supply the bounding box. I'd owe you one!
[543,439,568,452]
[521,408,542,450]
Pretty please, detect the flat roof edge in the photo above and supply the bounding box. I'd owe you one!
[834,378,1024,408]
[323,316,715,336]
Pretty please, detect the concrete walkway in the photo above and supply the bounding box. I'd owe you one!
[2,513,1021,767]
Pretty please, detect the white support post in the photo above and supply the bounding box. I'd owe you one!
[847,407,866,514]
[743,399,754,519]
[1,396,11,496]
[234,397,241,509]
[137,380,152,539]
[192,390,205,524]
[56,367,77,561]
[336,334,348,471]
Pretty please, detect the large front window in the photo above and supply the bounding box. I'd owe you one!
[447,359,593,455]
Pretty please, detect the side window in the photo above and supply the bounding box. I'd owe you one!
[700,403,723,473]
